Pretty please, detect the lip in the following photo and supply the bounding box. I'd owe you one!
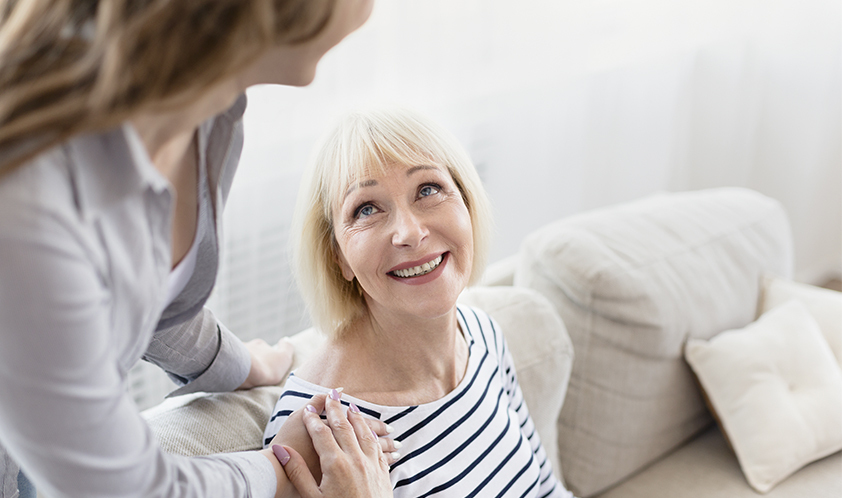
[387,252,448,285]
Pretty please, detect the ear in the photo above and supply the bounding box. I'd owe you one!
[334,247,355,282]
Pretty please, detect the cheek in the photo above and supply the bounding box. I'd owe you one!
[333,232,357,281]
[452,206,474,256]
[336,229,376,281]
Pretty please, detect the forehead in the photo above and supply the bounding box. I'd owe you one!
[338,162,447,198]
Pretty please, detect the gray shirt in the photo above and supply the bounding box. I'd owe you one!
[0,95,278,497]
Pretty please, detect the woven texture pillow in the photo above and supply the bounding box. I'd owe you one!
[515,188,792,496]
[142,329,324,456]
[685,300,842,493]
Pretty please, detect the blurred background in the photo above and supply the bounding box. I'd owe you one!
[132,0,841,409]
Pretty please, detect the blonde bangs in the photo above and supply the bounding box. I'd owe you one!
[318,111,450,222]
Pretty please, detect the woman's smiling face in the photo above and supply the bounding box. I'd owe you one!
[333,163,473,321]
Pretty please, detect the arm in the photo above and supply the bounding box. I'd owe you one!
[144,309,294,396]
[0,215,275,498]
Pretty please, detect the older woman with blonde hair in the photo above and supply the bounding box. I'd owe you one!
[0,1,394,497]
[264,108,575,497]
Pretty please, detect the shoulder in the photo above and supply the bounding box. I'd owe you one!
[456,303,508,360]
[0,145,81,240]
[456,304,500,337]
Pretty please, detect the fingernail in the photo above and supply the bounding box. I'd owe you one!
[330,388,341,401]
[386,424,395,434]
[393,440,403,449]
[272,445,290,466]
[349,402,360,414]
[390,452,401,460]
[371,428,379,439]
[305,405,318,413]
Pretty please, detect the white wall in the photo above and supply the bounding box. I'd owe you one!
[133,0,842,410]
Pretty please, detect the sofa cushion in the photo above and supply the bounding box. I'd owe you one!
[515,188,793,496]
[596,426,842,498]
[143,286,574,486]
[685,300,842,492]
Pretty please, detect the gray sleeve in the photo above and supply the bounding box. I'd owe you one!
[0,212,273,498]
[145,308,252,397]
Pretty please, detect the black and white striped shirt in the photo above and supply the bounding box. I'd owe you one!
[264,305,572,498]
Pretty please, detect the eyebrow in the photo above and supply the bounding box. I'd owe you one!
[343,179,377,201]
[342,165,441,200]
[405,165,439,176]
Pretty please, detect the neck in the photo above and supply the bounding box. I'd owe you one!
[130,78,240,179]
[312,306,469,406]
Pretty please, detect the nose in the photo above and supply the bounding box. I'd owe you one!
[391,208,428,247]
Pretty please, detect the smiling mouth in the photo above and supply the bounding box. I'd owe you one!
[390,254,445,278]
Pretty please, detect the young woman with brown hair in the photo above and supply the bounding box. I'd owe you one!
[0,1,393,497]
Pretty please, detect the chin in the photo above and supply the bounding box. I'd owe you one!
[285,66,318,87]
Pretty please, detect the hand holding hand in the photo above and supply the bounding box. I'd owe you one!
[272,391,395,498]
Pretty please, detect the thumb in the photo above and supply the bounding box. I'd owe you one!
[282,445,322,498]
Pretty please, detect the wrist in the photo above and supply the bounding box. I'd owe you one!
[259,448,294,498]
[238,354,262,390]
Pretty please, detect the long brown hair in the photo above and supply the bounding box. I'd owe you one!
[0,0,335,176]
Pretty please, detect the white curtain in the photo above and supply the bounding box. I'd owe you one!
[132,0,841,410]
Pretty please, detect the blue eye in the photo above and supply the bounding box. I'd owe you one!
[355,204,376,218]
[419,184,441,197]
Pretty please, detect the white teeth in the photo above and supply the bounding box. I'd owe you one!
[393,255,444,278]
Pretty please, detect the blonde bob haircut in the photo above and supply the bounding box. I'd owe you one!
[0,0,336,176]
[292,108,493,338]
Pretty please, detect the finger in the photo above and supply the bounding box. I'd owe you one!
[307,393,328,414]
[303,403,342,456]
[274,336,294,353]
[249,338,269,348]
[345,402,382,458]
[322,389,359,453]
[362,415,394,438]
[280,445,323,498]
[377,435,403,463]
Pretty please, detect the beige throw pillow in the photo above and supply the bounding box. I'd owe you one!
[760,276,842,368]
[685,300,842,493]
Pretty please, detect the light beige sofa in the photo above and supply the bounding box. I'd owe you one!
[144,187,842,497]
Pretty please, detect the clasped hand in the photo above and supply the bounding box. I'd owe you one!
[262,393,395,498]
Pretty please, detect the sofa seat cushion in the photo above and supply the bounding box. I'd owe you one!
[596,425,842,498]
[515,188,793,496]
